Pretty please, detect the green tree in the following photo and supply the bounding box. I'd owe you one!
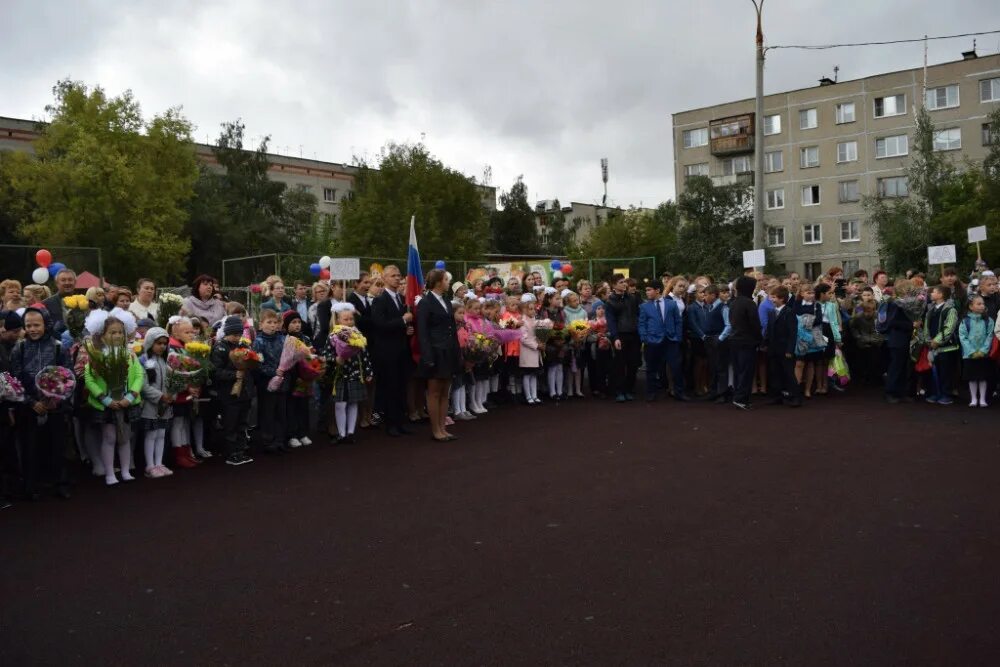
[577,202,679,273]
[10,80,198,284]
[673,176,753,278]
[539,199,582,255]
[337,143,488,260]
[490,176,540,254]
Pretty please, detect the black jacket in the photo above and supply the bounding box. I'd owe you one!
[210,339,255,400]
[416,293,458,370]
[767,305,797,357]
[348,292,374,338]
[727,277,763,346]
[370,290,410,362]
[605,292,640,339]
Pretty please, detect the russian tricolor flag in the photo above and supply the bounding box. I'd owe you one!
[405,215,423,310]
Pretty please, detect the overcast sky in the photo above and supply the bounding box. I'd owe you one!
[2,0,998,209]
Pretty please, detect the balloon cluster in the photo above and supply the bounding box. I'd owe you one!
[309,255,333,280]
[32,249,67,284]
[549,259,573,280]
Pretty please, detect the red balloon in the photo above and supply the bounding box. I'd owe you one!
[562,263,573,275]
[35,249,52,268]
[319,268,330,280]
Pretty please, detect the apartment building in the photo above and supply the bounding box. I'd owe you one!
[0,116,496,232]
[672,50,1000,279]
[534,199,656,246]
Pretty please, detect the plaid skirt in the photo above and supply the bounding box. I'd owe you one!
[332,376,367,403]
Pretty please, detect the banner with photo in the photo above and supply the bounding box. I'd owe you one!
[465,261,554,286]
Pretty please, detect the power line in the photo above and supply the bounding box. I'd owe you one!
[768,28,1000,51]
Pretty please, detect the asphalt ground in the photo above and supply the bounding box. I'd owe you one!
[3,388,1000,666]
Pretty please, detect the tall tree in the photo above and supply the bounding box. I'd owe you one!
[9,80,198,284]
[673,176,753,278]
[540,199,582,255]
[490,176,540,254]
[336,143,489,260]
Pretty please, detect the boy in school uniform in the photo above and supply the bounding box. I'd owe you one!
[766,286,802,407]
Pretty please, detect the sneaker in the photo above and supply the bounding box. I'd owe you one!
[157,465,174,477]
[970,401,978,408]
[288,438,303,448]
[471,407,488,415]
[732,401,751,411]
[980,402,989,408]
[145,467,160,479]
[615,394,627,403]
[625,393,635,401]
[937,397,953,406]
[194,449,213,459]
[455,412,474,421]
[226,453,253,466]
[925,395,941,404]
[300,437,312,446]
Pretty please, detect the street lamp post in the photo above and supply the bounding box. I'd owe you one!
[752,0,765,254]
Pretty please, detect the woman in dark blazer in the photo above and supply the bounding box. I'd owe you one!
[417,269,459,442]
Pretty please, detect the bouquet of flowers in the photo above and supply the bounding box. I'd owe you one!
[0,371,25,403]
[330,325,367,360]
[229,347,261,396]
[87,342,134,442]
[464,332,499,365]
[166,350,202,395]
[268,336,310,392]
[567,319,591,345]
[35,366,76,410]
[498,317,521,330]
[550,321,567,344]
[591,318,611,350]
[535,318,554,344]
[157,292,184,329]
[184,341,213,385]
[63,295,90,341]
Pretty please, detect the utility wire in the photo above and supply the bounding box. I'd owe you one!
[768,28,1000,51]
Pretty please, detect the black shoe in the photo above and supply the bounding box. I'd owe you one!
[386,426,403,437]
[1,498,13,509]
[55,486,72,500]
[645,394,656,402]
[885,395,900,404]
[787,399,803,408]
[675,394,690,402]
[345,434,356,444]
[714,396,727,404]
[264,445,281,454]
[335,435,348,445]
[768,398,785,405]
[398,425,414,435]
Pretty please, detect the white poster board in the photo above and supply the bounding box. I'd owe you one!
[968,226,988,243]
[742,249,766,269]
[329,257,361,281]
[927,245,957,265]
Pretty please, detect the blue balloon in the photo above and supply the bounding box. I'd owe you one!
[434,260,446,270]
[48,262,66,278]
[550,259,562,271]
[309,263,322,276]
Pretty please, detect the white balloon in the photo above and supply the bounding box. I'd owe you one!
[319,256,332,269]
[552,270,564,279]
[32,267,49,284]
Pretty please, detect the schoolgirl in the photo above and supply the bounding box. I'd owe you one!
[519,294,542,404]
[959,295,994,407]
[139,327,174,477]
[329,303,372,443]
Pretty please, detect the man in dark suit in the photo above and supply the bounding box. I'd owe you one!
[370,265,414,436]
[41,268,79,333]
[347,272,374,339]
[766,285,802,407]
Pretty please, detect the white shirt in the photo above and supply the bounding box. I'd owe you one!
[431,290,448,310]
[385,288,403,310]
[669,293,686,315]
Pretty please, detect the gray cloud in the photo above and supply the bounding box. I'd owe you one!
[2,0,998,209]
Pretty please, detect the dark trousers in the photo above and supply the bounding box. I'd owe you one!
[286,395,310,439]
[256,386,286,448]
[931,349,958,397]
[375,354,411,428]
[731,343,757,405]
[17,408,69,496]
[704,336,730,397]
[220,399,251,457]
[855,345,884,385]
[664,341,685,397]
[642,341,667,397]
[1,415,19,499]
[768,353,800,401]
[885,346,910,398]
[593,349,611,394]
[611,332,641,395]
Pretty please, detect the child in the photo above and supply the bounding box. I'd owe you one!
[329,303,372,443]
[562,290,588,398]
[519,294,542,404]
[959,295,994,407]
[451,302,474,420]
[463,298,492,414]
[253,308,288,453]
[210,316,254,465]
[765,286,802,407]
[924,285,959,405]
[541,291,566,400]
[793,284,825,399]
[483,299,505,404]
[500,295,523,401]
[849,302,885,386]
[815,283,843,396]
[84,308,144,486]
[139,327,174,477]
[167,316,207,467]
[282,310,314,448]
[10,305,73,499]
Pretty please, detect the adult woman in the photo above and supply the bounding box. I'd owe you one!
[181,275,227,325]
[416,269,459,442]
[85,286,106,310]
[577,280,595,316]
[308,281,331,336]
[1,279,22,310]
[260,280,293,314]
[22,284,49,305]
[115,288,132,310]
[129,278,159,321]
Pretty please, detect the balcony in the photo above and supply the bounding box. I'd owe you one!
[711,171,754,187]
[710,113,755,156]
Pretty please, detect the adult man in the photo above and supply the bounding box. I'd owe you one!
[638,283,683,402]
[292,281,312,333]
[728,276,763,410]
[370,265,414,436]
[348,272,374,337]
[604,273,641,402]
[765,286,802,407]
[41,268,78,330]
[690,285,731,403]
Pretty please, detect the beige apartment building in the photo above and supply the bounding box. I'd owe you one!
[0,116,496,233]
[672,50,1000,279]
[534,199,656,246]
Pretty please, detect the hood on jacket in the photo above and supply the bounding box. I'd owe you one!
[143,327,169,355]
[22,304,54,339]
[735,276,757,299]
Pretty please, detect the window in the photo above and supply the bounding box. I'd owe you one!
[763,114,781,135]
[766,188,785,210]
[981,77,1000,103]
[835,102,856,124]
[932,128,961,151]
[683,128,709,148]
[768,227,785,247]
[800,146,820,168]
[803,223,822,245]
[722,156,752,176]
[842,259,860,276]
[877,176,909,198]
[875,134,908,158]
[801,185,820,206]
[874,94,906,118]
[799,108,818,129]
[295,184,313,193]
[322,187,337,203]
[926,84,960,110]
[838,180,860,203]
[985,123,996,147]
[804,262,822,281]
[840,219,861,242]
[837,141,858,163]
[684,163,710,177]
[764,150,783,173]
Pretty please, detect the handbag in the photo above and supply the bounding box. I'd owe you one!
[990,335,1000,362]
[827,349,850,386]
[915,346,932,373]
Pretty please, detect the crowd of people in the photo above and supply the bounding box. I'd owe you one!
[0,260,996,507]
